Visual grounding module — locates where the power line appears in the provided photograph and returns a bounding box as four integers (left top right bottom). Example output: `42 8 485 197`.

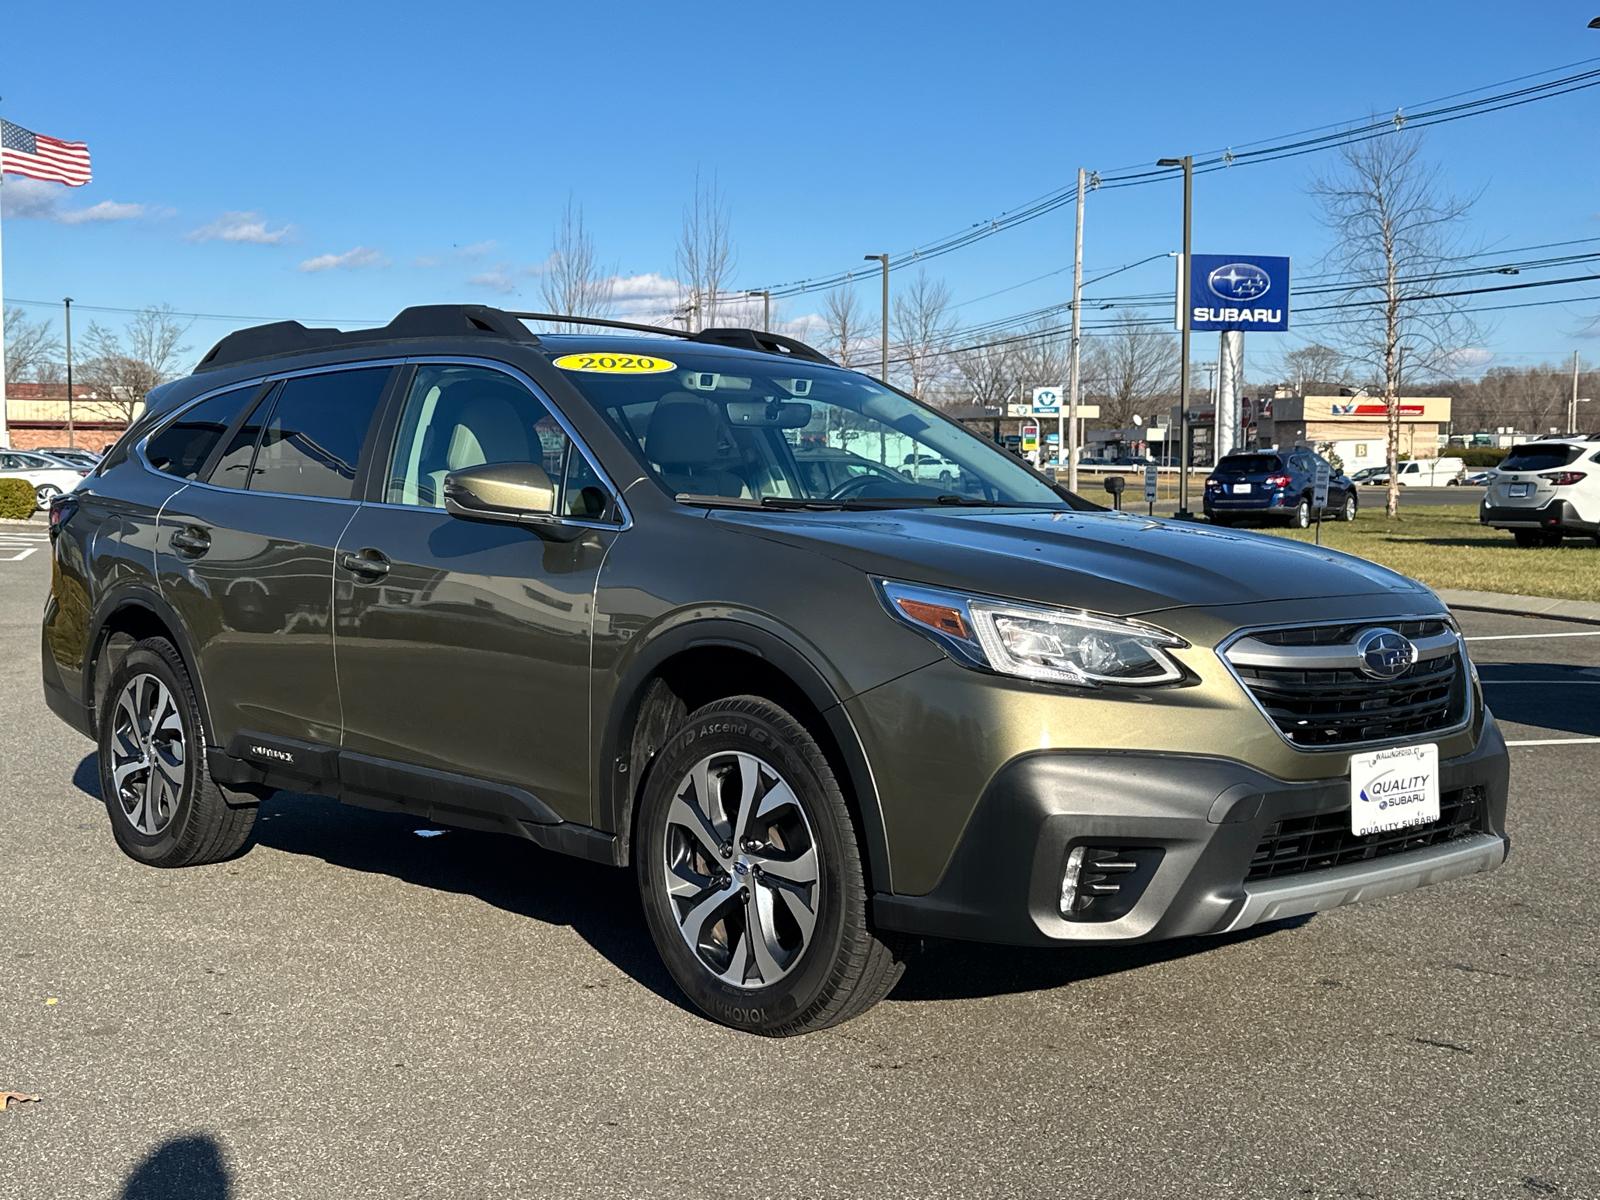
746 59 1600 300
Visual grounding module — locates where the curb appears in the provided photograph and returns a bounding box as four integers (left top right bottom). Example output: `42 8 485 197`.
1437 588 1600 627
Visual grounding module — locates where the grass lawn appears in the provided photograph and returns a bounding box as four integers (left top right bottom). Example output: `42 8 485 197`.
1243 504 1598 601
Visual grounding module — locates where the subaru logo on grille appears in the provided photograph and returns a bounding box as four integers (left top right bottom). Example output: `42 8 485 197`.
1207 262 1272 301
1356 628 1416 679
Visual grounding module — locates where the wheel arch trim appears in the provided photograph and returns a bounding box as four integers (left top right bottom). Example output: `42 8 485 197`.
597 615 893 892
84 586 212 743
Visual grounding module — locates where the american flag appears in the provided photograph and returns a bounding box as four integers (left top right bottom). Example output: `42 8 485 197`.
1 119 91 187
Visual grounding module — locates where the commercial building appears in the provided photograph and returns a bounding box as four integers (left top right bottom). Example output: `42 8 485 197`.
1269 394 1451 465
2 383 135 452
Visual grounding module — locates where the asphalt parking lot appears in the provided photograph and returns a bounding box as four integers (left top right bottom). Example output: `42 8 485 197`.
2 523 1597 1199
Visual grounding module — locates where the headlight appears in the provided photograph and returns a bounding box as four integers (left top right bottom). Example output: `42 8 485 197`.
876 580 1187 688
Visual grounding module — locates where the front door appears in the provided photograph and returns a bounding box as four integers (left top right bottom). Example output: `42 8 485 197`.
157 366 394 748
333 363 619 824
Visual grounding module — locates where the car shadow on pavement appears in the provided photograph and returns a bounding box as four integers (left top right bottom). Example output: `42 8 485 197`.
891 917 1312 1003
70 753 690 1013
120 1134 232 1199
1477 663 1600 737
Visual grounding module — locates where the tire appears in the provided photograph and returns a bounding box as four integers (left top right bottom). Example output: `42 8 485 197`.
1541 530 1565 548
1288 498 1311 529
636 696 910 1036
938 470 953 487
1337 492 1358 522
1512 530 1543 548
99 637 258 868
34 484 60 510
1207 512 1232 527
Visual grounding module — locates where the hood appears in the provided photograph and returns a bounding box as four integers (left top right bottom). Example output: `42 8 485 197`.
711 507 1433 616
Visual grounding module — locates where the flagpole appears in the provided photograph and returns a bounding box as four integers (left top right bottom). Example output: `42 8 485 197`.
0 95 10 450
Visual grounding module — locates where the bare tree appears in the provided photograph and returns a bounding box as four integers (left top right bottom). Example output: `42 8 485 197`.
1311 131 1478 516
675 170 736 330
4 306 63 381
1081 314 1180 429
951 340 1017 410
822 287 870 370
891 270 955 399
79 305 191 424
1281 343 1346 393
538 198 615 329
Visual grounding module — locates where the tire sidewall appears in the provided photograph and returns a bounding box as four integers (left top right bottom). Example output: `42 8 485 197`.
99 642 208 865
1292 499 1311 528
636 701 856 1034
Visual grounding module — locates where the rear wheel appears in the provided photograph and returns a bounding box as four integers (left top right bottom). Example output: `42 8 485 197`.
99 638 258 867
1541 530 1566 547
1512 530 1546 548
636 696 909 1035
1287 498 1311 529
33 484 60 510
1337 492 1358 522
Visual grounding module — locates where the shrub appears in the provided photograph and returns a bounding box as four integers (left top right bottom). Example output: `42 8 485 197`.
0 477 37 520
1460 447 1510 468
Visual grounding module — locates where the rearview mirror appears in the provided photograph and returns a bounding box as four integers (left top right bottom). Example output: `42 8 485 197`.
443 462 579 540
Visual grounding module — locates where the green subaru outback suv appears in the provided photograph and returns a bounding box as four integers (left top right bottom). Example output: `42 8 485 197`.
41 305 1510 1035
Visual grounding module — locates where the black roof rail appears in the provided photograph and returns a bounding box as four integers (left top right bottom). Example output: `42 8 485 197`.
511 311 837 365
688 328 836 365
193 305 539 373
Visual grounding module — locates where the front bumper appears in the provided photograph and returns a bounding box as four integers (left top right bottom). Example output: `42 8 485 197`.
1480 499 1597 535
872 715 1510 946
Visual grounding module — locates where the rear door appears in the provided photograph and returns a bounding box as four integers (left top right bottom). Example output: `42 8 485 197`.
156 365 396 749
332 362 621 824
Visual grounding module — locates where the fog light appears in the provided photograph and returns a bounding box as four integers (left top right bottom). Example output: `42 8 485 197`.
1059 846 1087 916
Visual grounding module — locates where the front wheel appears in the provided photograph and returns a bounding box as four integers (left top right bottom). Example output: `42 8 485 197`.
636 696 909 1035
1288 498 1311 529
99 638 258 867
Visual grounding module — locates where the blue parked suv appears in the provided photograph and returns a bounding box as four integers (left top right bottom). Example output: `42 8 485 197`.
1203 449 1357 528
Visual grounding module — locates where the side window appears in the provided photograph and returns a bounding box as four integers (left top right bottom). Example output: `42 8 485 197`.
144 386 259 479
209 387 274 490
386 364 607 516
249 368 392 500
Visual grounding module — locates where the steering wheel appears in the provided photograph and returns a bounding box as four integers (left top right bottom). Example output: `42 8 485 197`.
826 474 901 501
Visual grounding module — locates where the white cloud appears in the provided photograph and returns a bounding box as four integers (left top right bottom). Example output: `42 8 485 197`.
186 210 294 244
415 240 499 269
467 262 520 294
299 246 386 273
2 177 144 223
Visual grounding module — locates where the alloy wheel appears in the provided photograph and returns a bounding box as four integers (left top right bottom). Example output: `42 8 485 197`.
662 751 820 990
109 672 186 836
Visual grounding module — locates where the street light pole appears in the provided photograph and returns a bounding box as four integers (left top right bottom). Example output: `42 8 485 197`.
64 298 74 449
865 254 889 382
748 290 771 332
1158 156 1194 516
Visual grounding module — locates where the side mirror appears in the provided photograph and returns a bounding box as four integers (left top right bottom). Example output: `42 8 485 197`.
443 462 579 541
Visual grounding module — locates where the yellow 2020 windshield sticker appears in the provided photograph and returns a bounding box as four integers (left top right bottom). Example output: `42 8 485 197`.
552 352 677 374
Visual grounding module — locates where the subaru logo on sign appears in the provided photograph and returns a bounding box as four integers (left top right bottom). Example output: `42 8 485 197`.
1355 628 1417 680
1207 262 1272 301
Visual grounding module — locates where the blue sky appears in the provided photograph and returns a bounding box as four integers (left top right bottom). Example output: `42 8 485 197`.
4 0 1599 376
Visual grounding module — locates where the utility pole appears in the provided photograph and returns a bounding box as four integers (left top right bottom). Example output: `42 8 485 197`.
1572 351 1581 435
748 290 771 332
1157 156 1195 516
865 254 889 383
1066 167 1087 494
64 298 75 448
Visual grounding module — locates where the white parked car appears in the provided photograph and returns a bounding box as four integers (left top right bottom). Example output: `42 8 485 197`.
1366 456 1465 487
0 449 91 509
1479 436 1600 547
900 451 964 486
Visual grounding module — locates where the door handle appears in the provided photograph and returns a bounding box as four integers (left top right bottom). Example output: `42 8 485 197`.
339 548 391 579
169 526 211 558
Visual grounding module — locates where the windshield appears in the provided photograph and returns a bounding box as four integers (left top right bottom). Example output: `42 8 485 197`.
549 348 1066 508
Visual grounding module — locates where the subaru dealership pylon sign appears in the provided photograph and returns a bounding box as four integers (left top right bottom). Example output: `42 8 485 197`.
1186 254 1291 332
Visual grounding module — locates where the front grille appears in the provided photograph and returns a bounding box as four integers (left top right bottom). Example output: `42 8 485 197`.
1226 620 1465 747
1246 786 1486 882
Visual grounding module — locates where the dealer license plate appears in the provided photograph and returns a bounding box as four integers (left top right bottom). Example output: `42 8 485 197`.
1508 483 1530 497
1349 743 1440 836
1232 483 1251 494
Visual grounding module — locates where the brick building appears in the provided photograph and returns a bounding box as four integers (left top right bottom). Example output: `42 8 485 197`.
2 383 139 452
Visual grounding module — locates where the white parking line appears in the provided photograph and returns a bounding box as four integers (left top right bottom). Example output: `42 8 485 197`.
1466 631 1600 642
2 548 37 561
1506 737 1600 746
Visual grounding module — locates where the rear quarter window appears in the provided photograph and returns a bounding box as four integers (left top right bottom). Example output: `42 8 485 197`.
144 385 261 479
